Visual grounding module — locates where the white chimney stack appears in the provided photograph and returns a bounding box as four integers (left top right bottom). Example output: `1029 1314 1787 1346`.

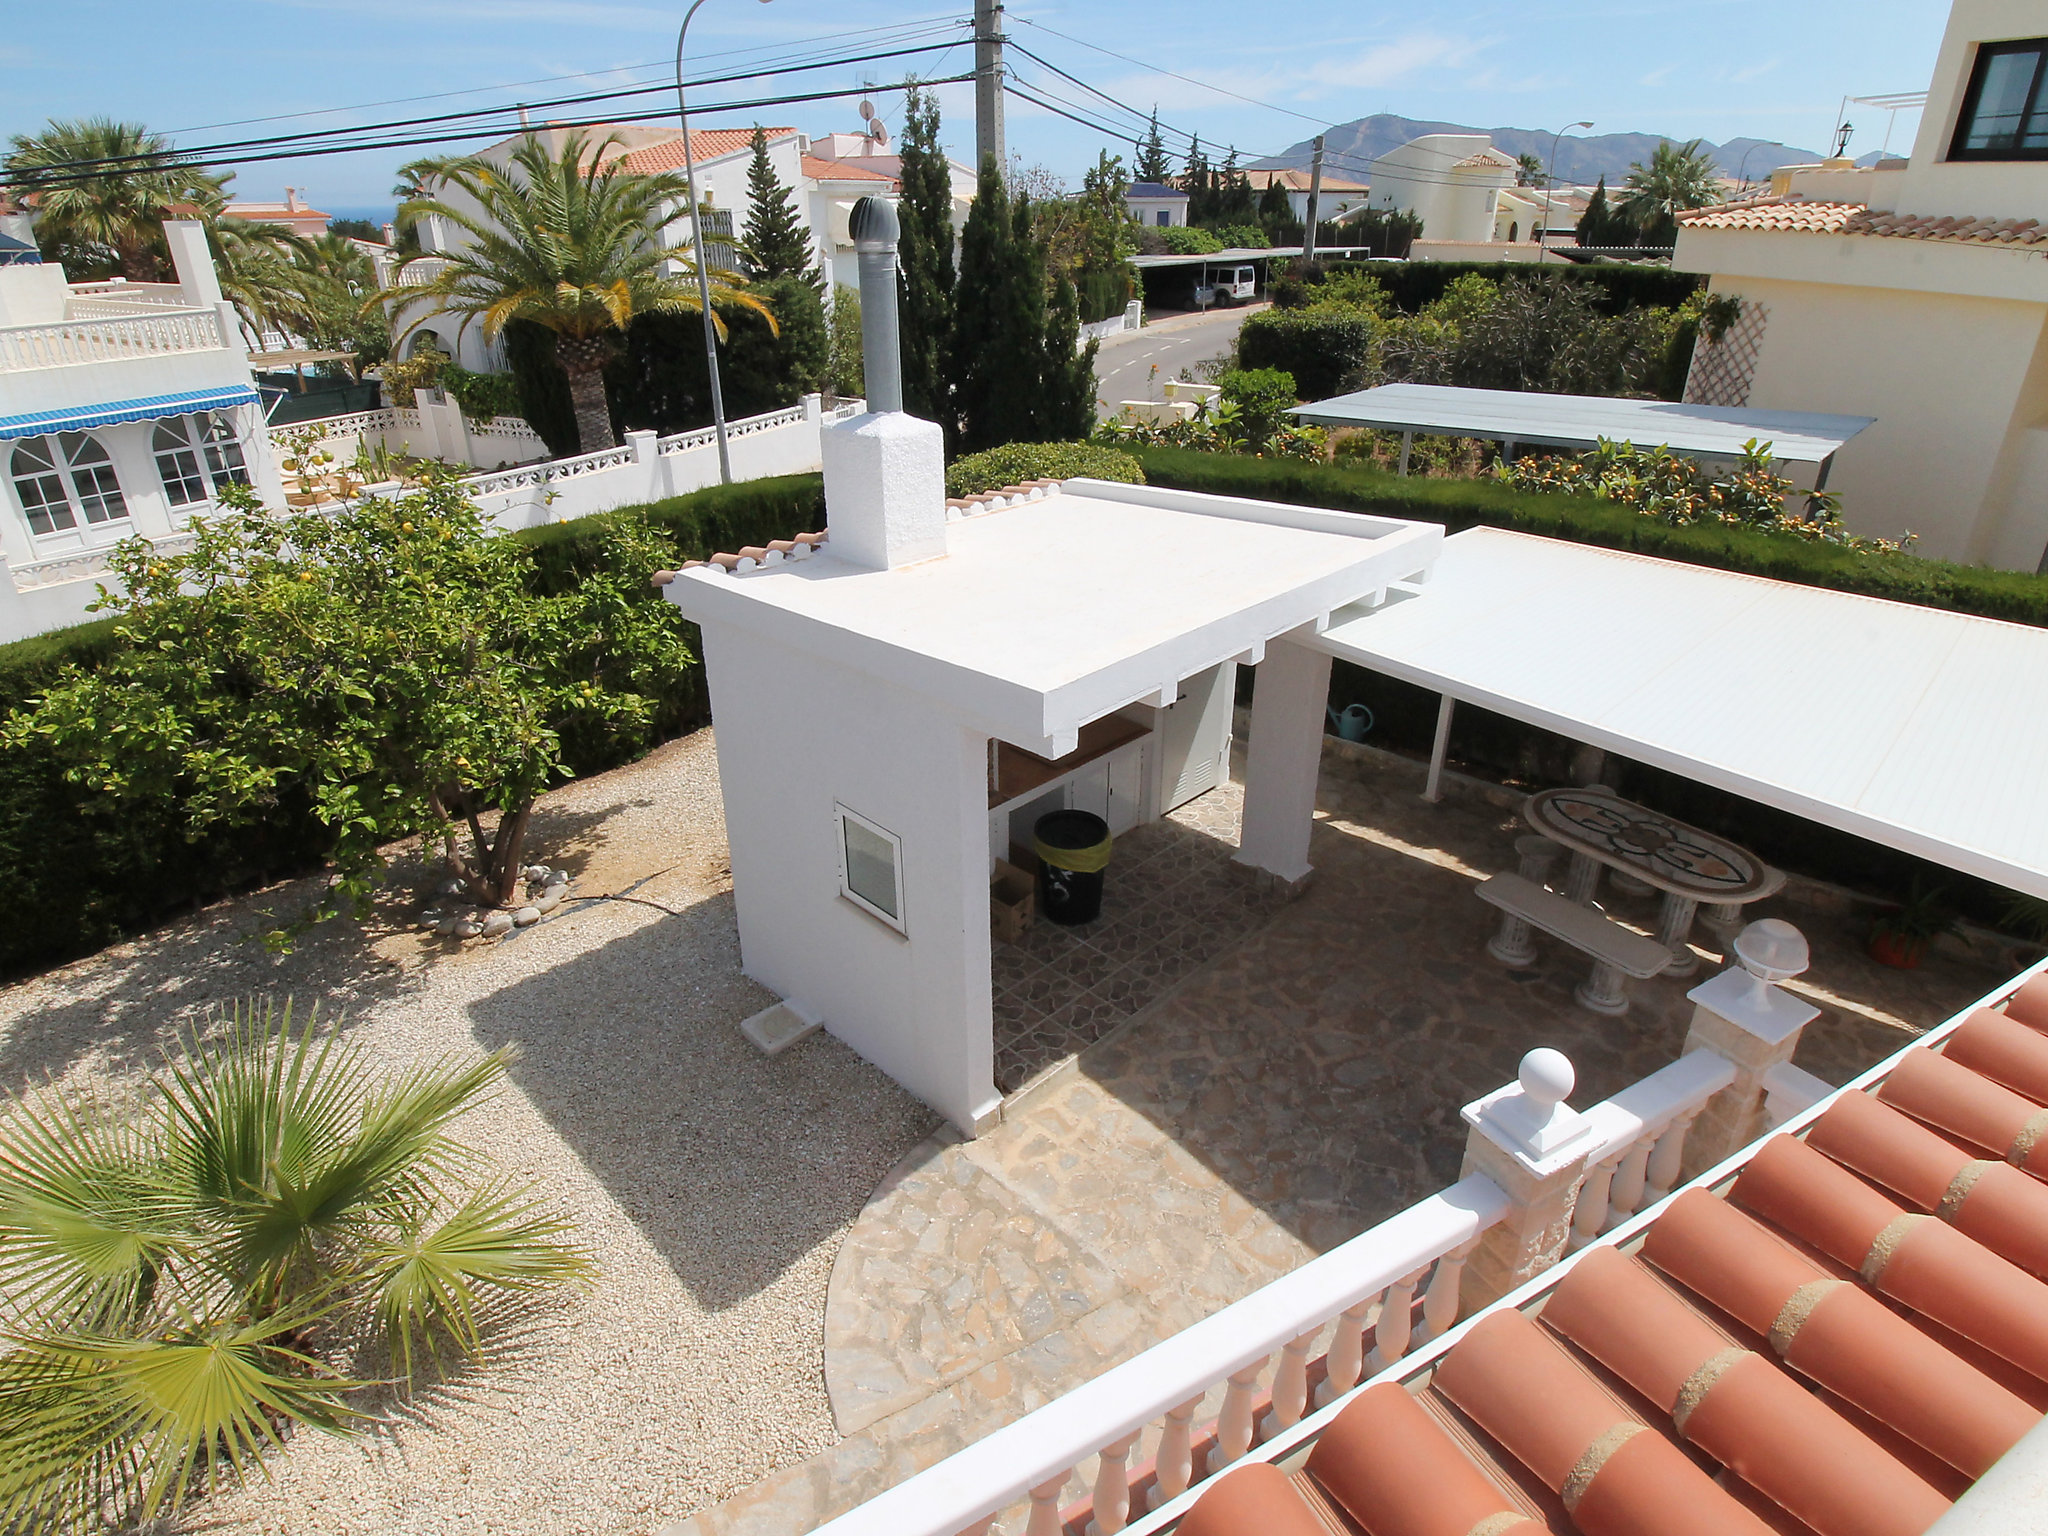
821 197 947 572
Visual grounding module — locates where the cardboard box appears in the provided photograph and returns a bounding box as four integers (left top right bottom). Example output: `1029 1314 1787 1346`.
990 858 1036 945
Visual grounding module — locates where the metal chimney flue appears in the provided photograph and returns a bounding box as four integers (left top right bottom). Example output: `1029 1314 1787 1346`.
822 196 946 571
849 196 903 413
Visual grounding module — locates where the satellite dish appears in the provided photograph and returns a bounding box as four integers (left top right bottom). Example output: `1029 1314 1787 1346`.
858 99 875 122
870 123 888 146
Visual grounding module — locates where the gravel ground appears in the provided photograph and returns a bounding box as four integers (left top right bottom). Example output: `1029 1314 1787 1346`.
0 729 937 1536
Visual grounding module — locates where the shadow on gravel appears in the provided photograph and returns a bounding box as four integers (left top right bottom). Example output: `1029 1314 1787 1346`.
467 891 937 1311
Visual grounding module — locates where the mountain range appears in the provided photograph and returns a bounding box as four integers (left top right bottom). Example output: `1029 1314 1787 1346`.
1249 114 1826 188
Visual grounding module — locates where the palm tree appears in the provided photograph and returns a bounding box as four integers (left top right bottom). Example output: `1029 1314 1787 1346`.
1515 151 1547 188
0 999 589 1530
390 131 773 455
1619 138 1723 244
4 118 223 280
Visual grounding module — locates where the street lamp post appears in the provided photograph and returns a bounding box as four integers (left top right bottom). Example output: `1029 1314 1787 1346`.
1539 121 1593 263
676 0 771 485
1736 140 1784 196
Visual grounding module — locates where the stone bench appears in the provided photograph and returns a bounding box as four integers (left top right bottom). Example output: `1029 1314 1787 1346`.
1477 872 1673 1016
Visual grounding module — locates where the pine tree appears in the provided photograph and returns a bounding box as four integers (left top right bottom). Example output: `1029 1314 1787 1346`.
896 85 956 432
950 156 1017 452
740 125 818 288
1216 148 1258 225
1135 110 1172 184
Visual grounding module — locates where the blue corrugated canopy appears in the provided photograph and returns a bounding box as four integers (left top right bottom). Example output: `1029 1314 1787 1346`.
0 232 41 265
0 384 261 440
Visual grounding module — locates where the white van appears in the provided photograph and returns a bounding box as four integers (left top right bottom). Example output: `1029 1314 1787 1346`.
1195 264 1258 307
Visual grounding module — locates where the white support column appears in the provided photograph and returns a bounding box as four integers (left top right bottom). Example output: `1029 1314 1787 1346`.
1234 631 1331 891
1423 693 1455 803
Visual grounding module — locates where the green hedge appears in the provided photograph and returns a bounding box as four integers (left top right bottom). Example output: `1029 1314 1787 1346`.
1236 309 1380 402
0 474 826 980
1366 261 1703 317
1130 447 2048 625
1142 446 2047 924
945 442 1144 498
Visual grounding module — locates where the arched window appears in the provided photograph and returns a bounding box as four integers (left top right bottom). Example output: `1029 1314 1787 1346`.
154 413 250 506
1507 220 1519 243
9 433 128 536
408 329 450 359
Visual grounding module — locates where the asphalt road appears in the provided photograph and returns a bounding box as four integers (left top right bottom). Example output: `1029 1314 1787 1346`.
1092 305 1263 420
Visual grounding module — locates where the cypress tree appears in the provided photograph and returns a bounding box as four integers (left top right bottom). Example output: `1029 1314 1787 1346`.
739 125 817 287
1135 109 1173 184
1042 272 1098 440
950 156 1014 453
896 84 957 432
1577 176 1612 247
1183 137 1213 222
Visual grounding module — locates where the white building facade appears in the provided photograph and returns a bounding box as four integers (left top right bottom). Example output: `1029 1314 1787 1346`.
1126 182 1192 228
1674 0 2048 567
1367 135 1519 246
0 222 285 641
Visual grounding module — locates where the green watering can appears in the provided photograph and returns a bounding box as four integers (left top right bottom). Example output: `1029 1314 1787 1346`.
1327 703 1374 742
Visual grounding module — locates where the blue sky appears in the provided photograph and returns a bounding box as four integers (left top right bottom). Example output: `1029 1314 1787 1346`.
5 0 1951 215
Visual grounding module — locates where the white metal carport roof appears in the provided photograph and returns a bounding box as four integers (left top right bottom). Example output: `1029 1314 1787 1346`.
1294 383 1875 475
1315 527 2048 899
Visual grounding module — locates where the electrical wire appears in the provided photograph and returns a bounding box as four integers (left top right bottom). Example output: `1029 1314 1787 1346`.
11 75 979 189
1008 15 1330 127
8 42 970 185
160 13 973 136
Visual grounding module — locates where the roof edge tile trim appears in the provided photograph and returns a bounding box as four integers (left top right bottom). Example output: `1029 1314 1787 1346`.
1678 195 2048 247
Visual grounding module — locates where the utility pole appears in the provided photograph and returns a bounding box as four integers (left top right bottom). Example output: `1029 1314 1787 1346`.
974 0 1006 175
1301 136 1325 263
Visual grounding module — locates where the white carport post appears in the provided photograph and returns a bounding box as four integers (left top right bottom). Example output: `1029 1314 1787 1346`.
1424 694 1455 803
1235 629 1332 888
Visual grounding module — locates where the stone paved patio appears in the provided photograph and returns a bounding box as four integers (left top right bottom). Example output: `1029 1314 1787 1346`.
664 743 2017 1536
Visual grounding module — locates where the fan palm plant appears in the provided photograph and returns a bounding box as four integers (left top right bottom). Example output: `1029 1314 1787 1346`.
0 999 590 1530
389 131 775 455
1619 138 1724 244
4 118 225 280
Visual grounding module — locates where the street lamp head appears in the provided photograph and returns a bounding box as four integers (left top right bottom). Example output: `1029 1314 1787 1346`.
1572 121 1594 131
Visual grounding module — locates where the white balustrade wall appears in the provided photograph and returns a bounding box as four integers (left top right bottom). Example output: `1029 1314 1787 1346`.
2 395 853 642
0 307 230 370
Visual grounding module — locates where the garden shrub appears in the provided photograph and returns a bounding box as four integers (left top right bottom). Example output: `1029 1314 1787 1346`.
945 441 1145 497
1237 307 1379 401
1218 368 1299 448
0 474 827 978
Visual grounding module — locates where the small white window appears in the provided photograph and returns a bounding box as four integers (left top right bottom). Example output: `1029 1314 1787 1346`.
835 804 904 933
154 413 249 507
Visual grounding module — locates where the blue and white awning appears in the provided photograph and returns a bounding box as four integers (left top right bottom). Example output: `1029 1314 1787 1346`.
0 384 262 441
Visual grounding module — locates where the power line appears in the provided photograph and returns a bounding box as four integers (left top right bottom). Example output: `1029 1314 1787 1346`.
160 14 972 136
9 42 969 186
1008 16 1330 128
11 76 979 190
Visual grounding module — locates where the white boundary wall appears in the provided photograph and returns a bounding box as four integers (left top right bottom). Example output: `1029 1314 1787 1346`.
0 394 853 644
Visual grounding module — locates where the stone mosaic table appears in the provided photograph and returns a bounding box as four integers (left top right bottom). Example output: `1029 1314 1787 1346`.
1525 786 1779 976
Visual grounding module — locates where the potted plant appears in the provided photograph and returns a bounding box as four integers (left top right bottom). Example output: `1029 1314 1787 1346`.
1869 879 1955 969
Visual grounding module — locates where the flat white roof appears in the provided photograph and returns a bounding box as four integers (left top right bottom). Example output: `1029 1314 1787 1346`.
669 480 1439 753
1318 528 2048 899
1294 383 1876 466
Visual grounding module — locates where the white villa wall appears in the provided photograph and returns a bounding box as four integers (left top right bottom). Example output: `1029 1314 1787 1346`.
1369 135 1513 246
1891 0 2048 222
700 618 1000 1135
1703 271 2048 561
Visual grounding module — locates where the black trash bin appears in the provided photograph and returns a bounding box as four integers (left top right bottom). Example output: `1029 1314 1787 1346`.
1034 810 1113 926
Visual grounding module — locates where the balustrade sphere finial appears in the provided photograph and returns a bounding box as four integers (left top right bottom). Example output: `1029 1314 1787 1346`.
1518 1047 1576 1110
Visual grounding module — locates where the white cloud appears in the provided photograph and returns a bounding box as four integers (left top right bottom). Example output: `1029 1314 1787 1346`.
1730 57 1782 84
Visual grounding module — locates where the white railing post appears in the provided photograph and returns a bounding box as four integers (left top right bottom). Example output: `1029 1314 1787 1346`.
1642 1108 1702 1206
1364 1267 1424 1372
1572 1152 1623 1250
1602 1135 1655 1230
1414 1238 1478 1346
1315 1297 1374 1407
1155 1395 1202 1503
1025 1475 1067 1536
1207 1360 1265 1476
1457 1049 1596 1311
1088 1432 1141 1536
1678 929 1823 1181
1268 1327 1318 1433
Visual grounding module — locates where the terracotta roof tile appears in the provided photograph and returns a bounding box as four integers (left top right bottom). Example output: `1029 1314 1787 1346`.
803 154 896 185
1678 195 2048 247
1171 965 2048 1536
614 128 797 175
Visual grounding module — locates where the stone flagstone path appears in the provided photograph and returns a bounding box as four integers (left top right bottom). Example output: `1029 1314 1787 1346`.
662 747 2009 1536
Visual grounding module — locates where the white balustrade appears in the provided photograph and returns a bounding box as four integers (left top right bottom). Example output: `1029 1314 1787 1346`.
0 308 227 370
66 281 192 309
1570 1050 1736 1248
1088 1432 1141 1536
807 1175 1509 1536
